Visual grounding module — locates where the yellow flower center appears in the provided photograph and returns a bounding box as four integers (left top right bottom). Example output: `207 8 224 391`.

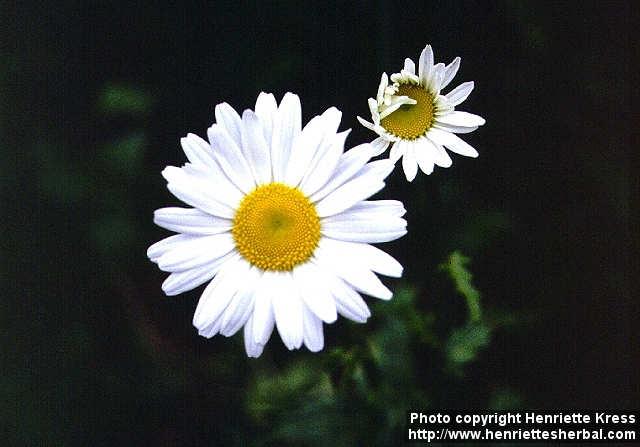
232 183 321 271
380 83 435 140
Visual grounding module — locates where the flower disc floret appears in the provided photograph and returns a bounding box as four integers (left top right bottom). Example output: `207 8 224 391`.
232 182 321 271
380 84 435 140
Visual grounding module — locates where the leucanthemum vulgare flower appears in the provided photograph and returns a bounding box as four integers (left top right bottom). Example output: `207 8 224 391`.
358 44 485 181
147 92 407 357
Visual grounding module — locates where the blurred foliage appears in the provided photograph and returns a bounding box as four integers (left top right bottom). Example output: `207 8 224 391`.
98 84 153 116
244 257 509 445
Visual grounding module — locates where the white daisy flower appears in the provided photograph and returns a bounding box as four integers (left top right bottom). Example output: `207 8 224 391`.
147 92 407 357
358 44 486 181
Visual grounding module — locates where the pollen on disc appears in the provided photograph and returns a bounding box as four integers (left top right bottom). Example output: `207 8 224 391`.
232 183 321 271
380 83 435 140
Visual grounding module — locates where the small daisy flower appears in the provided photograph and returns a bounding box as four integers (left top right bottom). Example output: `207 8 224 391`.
358 44 486 181
147 92 407 357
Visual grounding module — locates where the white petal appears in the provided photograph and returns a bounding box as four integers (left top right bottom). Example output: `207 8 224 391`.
402 144 419 181
436 111 485 127
214 102 243 147
292 261 338 323
418 44 434 86
147 234 194 263
180 133 216 168
302 306 324 352
428 128 479 158
315 160 393 217
285 114 326 186
389 141 405 163
244 313 266 358
445 81 474 106
357 116 377 131
340 199 406 218
192 256 249 329
271 272 304 350
318 238 403 278
252 272 276 344
153 207 232 235
309 143 375 202
370 136 390 156
162 166 236 218
219 267 260 337
321 215 407 243
271 92 301 182
327 277 371 323
433 122 479 134
157 232 235 272
413 139 435 175
299 129 349 196
180 163 244 209
424 136 453 168
441 57 461 90
207 124 255 193
160 253 231 296
254 92 278 144
316 241 393 300
376 72 388 104
241 110 271 185
428 63 445 93
403 58 416 75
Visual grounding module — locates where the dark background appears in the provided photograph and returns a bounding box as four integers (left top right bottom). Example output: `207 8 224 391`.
2 1 638 445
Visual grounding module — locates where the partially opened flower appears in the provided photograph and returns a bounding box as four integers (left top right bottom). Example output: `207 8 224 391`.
147 92 407 357
358 44 485 181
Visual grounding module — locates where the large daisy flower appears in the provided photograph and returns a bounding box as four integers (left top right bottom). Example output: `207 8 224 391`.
358 44 486 181
147 92 407 357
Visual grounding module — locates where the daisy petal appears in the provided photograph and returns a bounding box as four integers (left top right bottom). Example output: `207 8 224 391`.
315 160 393 217
252 272 276 345
404 58 416 75
254 92 278 143
402 144 419 181
370 137 390 156
271 92 302 182
414 139 435 175
428 128 479 158
302 306 324 352
328 277 371 323
441 57 461 90
156 233 235 272
244 314 266 358
436 111 486 127
285 114 326 186
272 272 304 350
192 256 250 329
214 102 243 147
293 261 338 323
160 254 232 296
424 136 452 167
419 44 434 86
299 129 349 196
445 81 475 106
207 124 255 193
241 110 272 184
319 238 403 278
162 166 236 218
309 143 375 202
180 133 216 168
153 207 232 235
341 199 406 218
316 240 393 300
219 267 260 336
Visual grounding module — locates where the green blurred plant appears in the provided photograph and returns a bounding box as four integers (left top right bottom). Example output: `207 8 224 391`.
244 251 513 446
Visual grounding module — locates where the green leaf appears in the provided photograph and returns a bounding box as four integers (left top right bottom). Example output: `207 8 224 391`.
440 251 482 322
